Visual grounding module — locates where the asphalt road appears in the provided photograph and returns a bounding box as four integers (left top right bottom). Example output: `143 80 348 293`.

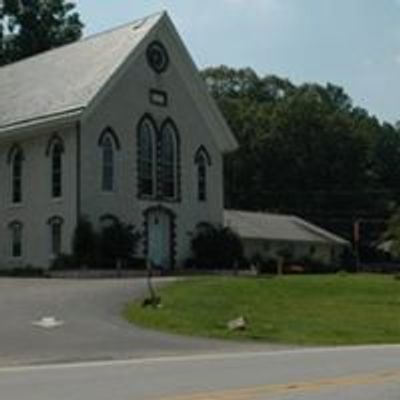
0 278 283 366
0 345 399 399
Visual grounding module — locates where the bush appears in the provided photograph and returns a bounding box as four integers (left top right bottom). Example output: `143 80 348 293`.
289 256 337 274
100 221 141 269
190 223 243 269
72 217 99 268
67 216 142 270
51 253 78 270
0 265 46 278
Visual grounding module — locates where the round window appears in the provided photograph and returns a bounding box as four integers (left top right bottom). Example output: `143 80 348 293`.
147 41 169 74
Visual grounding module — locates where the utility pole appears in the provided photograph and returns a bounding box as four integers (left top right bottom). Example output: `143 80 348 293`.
353 219 361 272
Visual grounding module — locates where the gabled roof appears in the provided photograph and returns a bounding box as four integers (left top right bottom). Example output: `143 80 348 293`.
0 12 163 132
0 12 238 152
224 210 350 246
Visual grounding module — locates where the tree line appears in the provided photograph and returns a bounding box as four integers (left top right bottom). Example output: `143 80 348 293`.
202 66 400 247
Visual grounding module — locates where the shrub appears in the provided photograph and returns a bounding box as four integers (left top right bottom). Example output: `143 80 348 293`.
100 221 141 268
72 217 99 268
0 266 45 278
68 216 142 270
190 223 243 269
51 253 78 270
290 256 337 274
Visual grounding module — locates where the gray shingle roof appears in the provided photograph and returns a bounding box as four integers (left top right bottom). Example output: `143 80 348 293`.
0 12 163 131
224 210 349 245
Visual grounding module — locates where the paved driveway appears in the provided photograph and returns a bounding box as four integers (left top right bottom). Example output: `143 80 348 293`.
0 278 282 366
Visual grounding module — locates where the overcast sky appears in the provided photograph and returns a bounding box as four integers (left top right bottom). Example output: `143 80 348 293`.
76 1 400 124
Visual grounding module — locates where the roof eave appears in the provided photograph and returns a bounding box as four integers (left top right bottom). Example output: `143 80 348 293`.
162 14 239 154
238 235 337 245
0 108 84 140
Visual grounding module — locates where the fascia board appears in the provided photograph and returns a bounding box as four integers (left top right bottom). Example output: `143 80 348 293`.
161 15 238 154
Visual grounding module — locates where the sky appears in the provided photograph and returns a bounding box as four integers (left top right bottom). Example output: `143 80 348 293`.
76 0 400 124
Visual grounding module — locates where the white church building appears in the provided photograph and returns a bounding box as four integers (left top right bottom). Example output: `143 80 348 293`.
0 12 238 269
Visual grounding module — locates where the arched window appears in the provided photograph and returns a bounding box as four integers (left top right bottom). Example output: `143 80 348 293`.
195 146 211 202
160 120 178 198
102 137 114 191
197 155 207 201
46 134 64 198
138 117 156 197
9 221 23 258
48 216 63 256
99 128 120 192
9 147 24 204
51 142 63 198
46 135 65 198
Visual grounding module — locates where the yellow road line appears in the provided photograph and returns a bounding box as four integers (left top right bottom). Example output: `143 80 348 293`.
152 369 400 400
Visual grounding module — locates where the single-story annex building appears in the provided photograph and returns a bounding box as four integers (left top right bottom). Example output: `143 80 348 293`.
0 11 237 269
224 210 350 266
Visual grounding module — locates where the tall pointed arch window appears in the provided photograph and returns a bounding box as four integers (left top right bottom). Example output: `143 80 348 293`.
98 128 120 192
48 216 64 257
52 142 63 198
46 135 65 198
195 146 212 202
197 156 207 201
102 137 114 191
9 221 23 258
138 117 156 197
160 120 179 199
8 146 24 204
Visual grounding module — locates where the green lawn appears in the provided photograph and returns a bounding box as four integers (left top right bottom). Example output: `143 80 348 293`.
124 275 400 345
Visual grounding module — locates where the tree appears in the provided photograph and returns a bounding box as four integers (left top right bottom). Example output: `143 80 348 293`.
0 0 83 65
72 217 97 269
372 123 400 198
203 65 396 247
100 220 141 269
383 208 400 259
190 223 243 269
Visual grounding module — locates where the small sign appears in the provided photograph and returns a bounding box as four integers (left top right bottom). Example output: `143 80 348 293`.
150 89 168 107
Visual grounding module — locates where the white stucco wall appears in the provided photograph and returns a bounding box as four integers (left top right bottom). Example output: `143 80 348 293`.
0 125 78 268
242 238 343 266
79 24 224 267
0 21 228 270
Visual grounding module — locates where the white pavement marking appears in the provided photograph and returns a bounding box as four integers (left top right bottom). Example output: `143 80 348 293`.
0 344 400 374
32 317 65 329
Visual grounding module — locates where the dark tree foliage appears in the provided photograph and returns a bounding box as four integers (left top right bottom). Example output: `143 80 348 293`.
202 66 400 246
383 208 400 259
0 0 83 65
190 223 243 269
71 217 141 269
72 217 97 268
101 220 141 268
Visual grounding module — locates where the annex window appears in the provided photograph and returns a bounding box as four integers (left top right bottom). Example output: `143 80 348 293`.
138 117 156 197
195 146 211 202
9 221 23 258
9 147 24 204
98 128 120 192
48 217 63 256
160 120 178 199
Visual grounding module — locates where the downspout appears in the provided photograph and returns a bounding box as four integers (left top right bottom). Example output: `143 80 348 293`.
76 120 82 222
